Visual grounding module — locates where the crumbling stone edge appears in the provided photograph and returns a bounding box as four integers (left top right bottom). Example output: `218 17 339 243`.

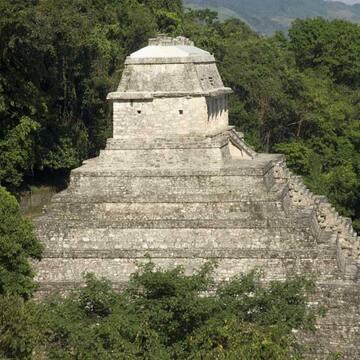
272 159 360 282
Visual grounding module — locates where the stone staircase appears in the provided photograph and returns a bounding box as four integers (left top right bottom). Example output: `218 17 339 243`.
34 129 360 358
35 162 341 286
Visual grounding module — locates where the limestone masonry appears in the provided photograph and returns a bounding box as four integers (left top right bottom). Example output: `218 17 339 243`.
35 36 359 358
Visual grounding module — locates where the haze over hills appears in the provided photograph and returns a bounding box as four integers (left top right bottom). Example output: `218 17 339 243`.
329 0 360 4
184 0 360 34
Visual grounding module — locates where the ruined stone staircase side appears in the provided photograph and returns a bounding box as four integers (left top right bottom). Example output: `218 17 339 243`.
228 128 257 159
269 158 360 358
272 158 360 282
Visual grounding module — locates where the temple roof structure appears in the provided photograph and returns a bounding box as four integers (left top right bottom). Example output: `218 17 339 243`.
108 36 231 101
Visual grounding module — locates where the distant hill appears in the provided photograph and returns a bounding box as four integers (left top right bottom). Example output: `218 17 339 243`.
328 0 360 4
184 0 360 34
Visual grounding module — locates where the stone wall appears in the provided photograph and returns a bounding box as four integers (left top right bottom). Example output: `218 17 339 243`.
113 95 229 138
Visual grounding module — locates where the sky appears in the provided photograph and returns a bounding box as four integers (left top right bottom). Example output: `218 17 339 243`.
327 0 360 4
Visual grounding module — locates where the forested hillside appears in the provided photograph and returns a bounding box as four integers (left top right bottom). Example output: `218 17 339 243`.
185 0 360 34
0 0 359 233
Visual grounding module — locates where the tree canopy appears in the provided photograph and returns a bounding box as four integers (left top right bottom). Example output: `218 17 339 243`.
0 186 43 298
0 263 316 359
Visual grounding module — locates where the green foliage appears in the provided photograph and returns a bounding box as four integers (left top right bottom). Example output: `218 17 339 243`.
0 186 43 298
0 117 40 189
0 0 159 190
140 0 183 14
275 142 314 176
0 295 40 360
139 0 183 32
290 18 360 86
221 35 303 151
36 264 315 359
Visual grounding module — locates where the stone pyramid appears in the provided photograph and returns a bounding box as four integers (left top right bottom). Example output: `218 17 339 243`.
35 36 359 358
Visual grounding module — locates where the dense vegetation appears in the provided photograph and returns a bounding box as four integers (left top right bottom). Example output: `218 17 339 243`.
1 0 358 230
0 186 42 298
185 0 360 35
0 262 316 359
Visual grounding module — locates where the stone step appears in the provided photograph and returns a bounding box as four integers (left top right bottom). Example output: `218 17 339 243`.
311 282 360 323
35 257 343 286
67 173 272 198
98 147 230 169
75 155 276 177
36 212 314 231
36 227 316 254
51 186 287 204
105 133 229 150
42 248 336 260
315 305 360 327
45 201 287 222
302 325 360 359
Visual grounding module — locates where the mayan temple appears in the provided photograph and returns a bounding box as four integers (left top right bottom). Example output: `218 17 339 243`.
35 36 359 358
